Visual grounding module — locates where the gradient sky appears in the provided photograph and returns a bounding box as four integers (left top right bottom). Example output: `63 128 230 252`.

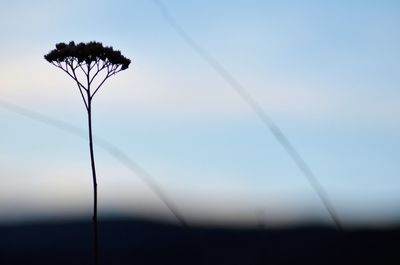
1 0 399 226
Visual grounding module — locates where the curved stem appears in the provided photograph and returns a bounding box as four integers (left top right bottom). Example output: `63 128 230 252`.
87 98 99 265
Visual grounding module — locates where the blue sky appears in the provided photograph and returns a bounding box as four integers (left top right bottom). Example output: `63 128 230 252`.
0 0 399 226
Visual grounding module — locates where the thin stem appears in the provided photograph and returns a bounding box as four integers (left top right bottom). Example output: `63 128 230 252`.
91 73 110 100
89 62 107 85
90 64 125 100
79 62 88 76
64 61 88 90
52 61 88 109
87 92 99 265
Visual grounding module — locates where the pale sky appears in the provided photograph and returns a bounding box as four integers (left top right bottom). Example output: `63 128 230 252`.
0 0 399 226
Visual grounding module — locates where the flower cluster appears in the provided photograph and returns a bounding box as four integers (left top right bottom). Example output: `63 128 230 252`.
44 41 131 70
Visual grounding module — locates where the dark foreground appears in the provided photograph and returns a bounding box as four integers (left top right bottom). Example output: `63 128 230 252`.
0 218 398 265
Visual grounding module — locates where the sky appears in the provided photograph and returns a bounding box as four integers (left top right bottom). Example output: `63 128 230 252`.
0 0 399 227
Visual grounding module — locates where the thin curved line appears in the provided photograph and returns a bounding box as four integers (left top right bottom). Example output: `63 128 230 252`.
152 0 342 230
0 99 187 227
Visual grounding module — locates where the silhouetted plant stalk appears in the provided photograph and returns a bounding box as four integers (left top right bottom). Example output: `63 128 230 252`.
44 41 131 265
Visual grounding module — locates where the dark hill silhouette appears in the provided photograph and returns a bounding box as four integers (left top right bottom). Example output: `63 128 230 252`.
0 217 398 265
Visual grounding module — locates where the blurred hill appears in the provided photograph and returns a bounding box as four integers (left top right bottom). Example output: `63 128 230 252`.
0 217 398 265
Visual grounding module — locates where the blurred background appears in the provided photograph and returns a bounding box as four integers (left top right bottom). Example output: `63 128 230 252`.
1 0 400 229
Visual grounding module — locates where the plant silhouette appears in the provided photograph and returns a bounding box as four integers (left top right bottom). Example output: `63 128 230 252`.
44 41 131 265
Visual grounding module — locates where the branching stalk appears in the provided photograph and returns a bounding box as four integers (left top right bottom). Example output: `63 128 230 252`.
44 41 131 265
